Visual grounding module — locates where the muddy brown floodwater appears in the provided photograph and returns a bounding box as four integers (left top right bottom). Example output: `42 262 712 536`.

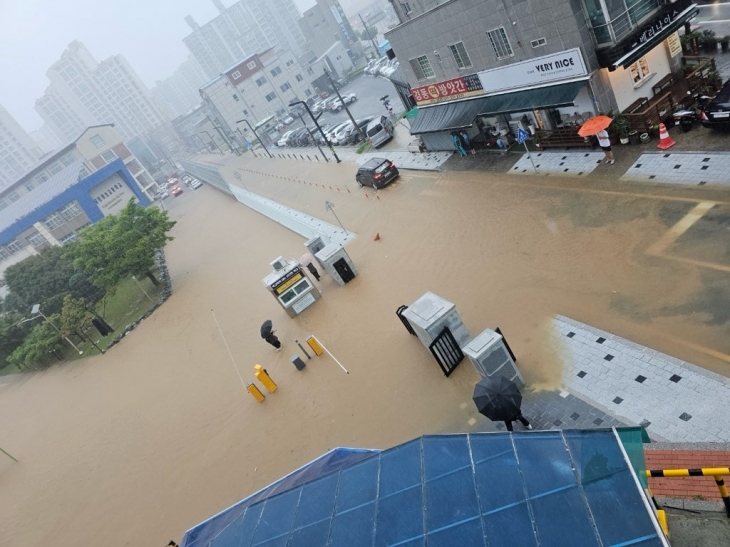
1 158 729 547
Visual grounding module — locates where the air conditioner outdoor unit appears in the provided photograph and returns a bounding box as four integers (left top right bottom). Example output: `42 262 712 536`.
270 256 288 272
463 329 524 387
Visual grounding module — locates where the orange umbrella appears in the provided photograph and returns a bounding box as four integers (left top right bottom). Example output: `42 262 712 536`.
577 115 613 136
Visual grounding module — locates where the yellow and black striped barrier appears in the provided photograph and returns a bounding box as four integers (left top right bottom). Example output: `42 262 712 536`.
646 467 730 517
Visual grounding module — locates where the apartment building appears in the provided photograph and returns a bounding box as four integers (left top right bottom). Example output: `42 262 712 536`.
35 41 167 142
0 104 42 191
299 0 361 61
151 55 210 119
183 0 305 81
385 0 697 149
200 49 315 140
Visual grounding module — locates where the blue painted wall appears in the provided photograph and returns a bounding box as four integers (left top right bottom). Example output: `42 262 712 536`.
0 159 150 246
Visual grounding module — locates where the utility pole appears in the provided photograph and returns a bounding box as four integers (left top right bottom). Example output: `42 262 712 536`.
290 101 340 163
236 119 273 158
298 113 328 162
323 68 366 143
359 14 379 54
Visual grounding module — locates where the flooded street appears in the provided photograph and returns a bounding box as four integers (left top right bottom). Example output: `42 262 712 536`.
1 159 730 546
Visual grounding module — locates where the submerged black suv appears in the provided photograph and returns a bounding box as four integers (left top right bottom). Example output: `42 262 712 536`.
701 78 730 129
355 158 399 189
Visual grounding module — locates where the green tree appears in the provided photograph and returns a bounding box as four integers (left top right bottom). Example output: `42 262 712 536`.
59 295 88 339
3 245 77 315
0 313 31 367
69 199 176 288
7 314 63 370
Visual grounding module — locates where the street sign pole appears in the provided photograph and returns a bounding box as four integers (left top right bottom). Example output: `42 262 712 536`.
517 128 537 173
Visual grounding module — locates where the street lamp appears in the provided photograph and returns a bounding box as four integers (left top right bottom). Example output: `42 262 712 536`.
200 131 222 154
325 200 347 233
236 119 273 158
290 100 341 163
323 67 366 144
236 128 257 157
30 304 83 355
297 112 328 162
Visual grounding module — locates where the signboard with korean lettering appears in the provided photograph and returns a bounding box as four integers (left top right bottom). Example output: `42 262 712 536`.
88 175 137 216
477 48 587 94
667 31 682 58
411 74 485 106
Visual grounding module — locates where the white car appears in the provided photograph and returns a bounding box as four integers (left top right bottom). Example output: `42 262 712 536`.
280 115 294 125
278 130 296 147
327 122 350 143
190 179 203 189
333 121 354 145
341 92 357 104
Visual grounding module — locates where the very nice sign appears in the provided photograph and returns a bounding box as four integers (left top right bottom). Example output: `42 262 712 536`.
478 48 587 94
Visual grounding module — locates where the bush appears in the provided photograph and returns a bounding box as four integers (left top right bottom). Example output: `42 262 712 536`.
356 141 371 154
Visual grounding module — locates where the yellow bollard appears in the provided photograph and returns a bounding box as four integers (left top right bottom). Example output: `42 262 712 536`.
306 335 324 356
255 364 278 393
246 383 265 402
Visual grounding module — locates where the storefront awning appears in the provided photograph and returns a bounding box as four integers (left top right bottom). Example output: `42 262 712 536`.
409 80 586 135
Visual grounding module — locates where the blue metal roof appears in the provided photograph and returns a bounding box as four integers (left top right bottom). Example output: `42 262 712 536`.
181 430 666 547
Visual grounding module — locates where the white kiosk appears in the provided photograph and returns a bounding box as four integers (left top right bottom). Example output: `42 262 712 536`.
263 257 321 318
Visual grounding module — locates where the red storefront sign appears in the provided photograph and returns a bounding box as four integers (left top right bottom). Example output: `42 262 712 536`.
411 74 484 105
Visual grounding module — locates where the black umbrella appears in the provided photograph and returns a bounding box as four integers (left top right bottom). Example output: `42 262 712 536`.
473 376 522 422
260 320 273 339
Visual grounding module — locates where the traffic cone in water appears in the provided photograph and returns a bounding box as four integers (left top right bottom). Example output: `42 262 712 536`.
373 233 380 241
656 123 675 150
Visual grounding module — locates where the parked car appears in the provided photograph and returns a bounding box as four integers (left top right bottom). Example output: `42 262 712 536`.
380 61 400 77
315 124 333 144
311 100 326 114
701 78 730 129
334 77 347 89
171 186 184 197
156 189 170 200
341 92 357 104
286 128 308 146
278 130 296 147
295 127 314 147
280 114 294 125
343 116 375 145
325 96 342 112
190 179 203 189
355 158 399 189
333 121 354 145
366 115 395 148
326 122 350 144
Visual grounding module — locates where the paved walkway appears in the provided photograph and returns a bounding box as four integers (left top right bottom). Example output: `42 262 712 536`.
555 315 730 443
622 152 730 186
509 151 606 177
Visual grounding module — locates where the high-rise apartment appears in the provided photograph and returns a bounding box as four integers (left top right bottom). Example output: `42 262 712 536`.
183 0 305 80
0 104 42 190
35 41 167 143
151 55 209 119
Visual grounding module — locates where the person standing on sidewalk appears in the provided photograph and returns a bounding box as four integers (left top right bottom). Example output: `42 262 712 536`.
451 132 467 157
597 129 614 165
264 330 282 352
504 412 533 432
460 129 476 155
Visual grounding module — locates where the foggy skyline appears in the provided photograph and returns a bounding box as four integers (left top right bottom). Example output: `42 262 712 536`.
0 0 315 132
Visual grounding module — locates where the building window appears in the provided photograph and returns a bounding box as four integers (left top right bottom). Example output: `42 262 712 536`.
531 37 547 48
59 233 78 244
487 27 514 59
60 154 76 166
243 109 249 115
27 231 49 249
231 70 242 79
90 134 106 148
7 191 19 202
6 240 22 254
629 56 651 86
286 59 294 67
296 74 303 82
34 173 49 185
45 212 65 230
255 77 266 87
265 92 277 102
48 164 63 175
60 202 82 221
305 89 312 97
78 166 90 179
102 150 117 163
307 67 314 75
233 93 239 101
25 182 36 192
246 61 256 69
401 2 412 14
280 83 291 92
448 42 472 69
270 67 282 77
409 55 434 81
0 247 8 260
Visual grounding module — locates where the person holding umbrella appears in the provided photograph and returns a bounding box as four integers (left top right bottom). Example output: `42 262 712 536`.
260 320 282 352
473 375 533 432
578 114 614 165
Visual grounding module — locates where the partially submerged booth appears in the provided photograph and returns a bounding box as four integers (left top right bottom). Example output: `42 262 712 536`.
262 256 321 318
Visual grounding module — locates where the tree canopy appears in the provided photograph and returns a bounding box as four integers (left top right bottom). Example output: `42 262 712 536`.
3 244 77 315
68 199 176 288
7 313 62 370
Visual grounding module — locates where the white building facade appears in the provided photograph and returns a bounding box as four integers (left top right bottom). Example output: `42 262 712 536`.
0 104 42 191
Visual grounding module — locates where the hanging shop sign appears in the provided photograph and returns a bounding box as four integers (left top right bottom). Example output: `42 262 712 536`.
477 48 587 95
411 74 485 106
667 32 682 58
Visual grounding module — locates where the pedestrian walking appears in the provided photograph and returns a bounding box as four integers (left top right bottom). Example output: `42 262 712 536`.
460 130 476 155
306 262 321 281
504 412 533 432
260 320 282 352
451 132 467 157
596 129 614 165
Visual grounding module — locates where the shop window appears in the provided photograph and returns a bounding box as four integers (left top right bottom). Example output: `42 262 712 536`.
409 55 434 81
487 27 513 59
278 278 312 305
448 42 472 69
629 56 651 86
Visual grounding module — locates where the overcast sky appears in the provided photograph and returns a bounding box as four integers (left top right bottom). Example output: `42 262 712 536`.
0 0 314 132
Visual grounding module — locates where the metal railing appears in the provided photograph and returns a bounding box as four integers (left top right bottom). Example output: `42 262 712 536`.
588 0 660 46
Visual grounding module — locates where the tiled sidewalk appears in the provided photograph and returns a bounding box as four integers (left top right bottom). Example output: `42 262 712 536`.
267 146 452 172
555 316 730 443
509 151 606 176
621 152 730 186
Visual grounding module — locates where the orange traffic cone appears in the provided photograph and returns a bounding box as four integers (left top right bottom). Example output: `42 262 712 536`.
656 123 675 150
373 233 380 241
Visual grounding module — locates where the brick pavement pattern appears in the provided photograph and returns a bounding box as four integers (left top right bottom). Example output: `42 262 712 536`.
555 316 730 443
646 449 730 501
509 151 606 176
622 152 730 186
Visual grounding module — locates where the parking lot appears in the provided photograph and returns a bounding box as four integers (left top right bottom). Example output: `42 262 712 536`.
272 74 402 148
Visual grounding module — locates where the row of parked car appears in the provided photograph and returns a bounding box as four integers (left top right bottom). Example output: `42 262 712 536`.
365 57 399 78
277 115 375 148
311 92 357 115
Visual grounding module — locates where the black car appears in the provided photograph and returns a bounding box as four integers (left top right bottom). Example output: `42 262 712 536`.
701 78 730 129
344 116 375 145
355 158 399 189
